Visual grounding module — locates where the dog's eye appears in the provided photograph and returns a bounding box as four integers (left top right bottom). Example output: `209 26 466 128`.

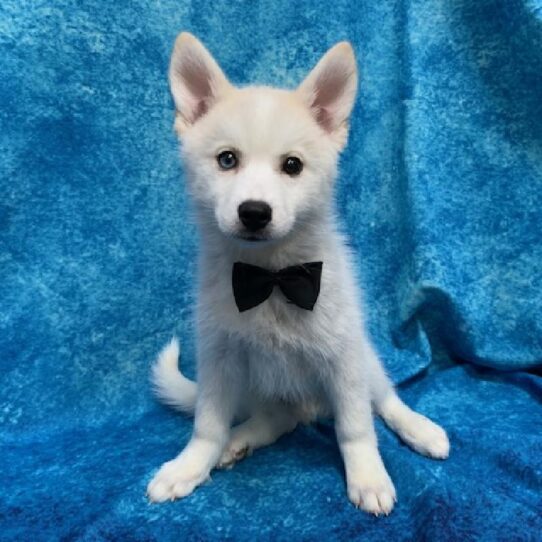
282 156 303 176
217 150 238 170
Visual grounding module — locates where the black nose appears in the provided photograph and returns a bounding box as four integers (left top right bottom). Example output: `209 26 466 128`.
238 200 272 232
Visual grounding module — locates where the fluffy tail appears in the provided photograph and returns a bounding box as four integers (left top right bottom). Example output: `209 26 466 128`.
151 337 197 414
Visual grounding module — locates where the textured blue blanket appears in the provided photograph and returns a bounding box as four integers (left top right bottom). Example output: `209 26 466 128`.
1 0 541 540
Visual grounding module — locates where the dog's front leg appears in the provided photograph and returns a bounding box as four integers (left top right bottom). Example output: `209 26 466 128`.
328 339 397 516
147 332 241 502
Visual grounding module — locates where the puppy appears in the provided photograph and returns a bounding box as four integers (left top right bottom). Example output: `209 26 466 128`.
147 33 449 515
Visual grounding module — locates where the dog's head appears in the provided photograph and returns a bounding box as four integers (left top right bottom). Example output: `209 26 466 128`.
170 33 357 244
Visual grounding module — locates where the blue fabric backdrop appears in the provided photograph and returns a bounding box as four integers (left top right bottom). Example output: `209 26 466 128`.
1 0 541 540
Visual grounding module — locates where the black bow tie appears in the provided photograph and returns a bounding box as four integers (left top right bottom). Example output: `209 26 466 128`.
232 261 323 312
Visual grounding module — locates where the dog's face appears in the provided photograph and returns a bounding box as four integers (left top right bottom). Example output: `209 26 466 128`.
169 33 357 244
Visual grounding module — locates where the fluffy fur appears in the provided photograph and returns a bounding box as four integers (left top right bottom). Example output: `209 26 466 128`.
147 32 449 515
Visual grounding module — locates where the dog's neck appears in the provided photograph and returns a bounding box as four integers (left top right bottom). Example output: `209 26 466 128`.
196 208 337 271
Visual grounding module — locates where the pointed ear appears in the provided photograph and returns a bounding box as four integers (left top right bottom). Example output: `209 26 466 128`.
296 42 358 145
169 32 232 133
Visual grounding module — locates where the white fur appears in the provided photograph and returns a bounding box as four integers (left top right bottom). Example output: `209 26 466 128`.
151 338 196 413
147 33 450 515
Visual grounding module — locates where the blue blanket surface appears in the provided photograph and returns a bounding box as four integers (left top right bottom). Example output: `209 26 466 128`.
1 0 541 540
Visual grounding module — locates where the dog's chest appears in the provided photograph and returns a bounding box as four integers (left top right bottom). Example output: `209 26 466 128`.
201 258 351 354
244 339 326 403
227 292 326 348
203 273 336 401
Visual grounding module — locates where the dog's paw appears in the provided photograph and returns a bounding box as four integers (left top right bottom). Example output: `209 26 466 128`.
147 457 209 503
347 468 397 516
399 413 450 459
216 442 251 469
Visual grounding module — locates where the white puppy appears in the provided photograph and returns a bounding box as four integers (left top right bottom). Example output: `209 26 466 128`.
147 33 449 515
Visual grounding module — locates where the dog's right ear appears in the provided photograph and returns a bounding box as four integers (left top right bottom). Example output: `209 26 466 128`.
169 33 232 134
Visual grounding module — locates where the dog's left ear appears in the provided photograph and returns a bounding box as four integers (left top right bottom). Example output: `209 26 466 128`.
296 42 358 148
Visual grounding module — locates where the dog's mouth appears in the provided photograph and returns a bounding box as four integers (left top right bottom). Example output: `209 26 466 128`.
234 232 269 243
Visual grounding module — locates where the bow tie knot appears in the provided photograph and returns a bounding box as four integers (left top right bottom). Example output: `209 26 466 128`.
232 261 323 312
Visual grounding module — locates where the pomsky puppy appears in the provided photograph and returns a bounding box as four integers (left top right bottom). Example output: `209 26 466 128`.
147 32 449 515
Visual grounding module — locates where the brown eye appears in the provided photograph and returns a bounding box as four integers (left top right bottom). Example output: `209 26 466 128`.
217 150 238 170
282 156 303 176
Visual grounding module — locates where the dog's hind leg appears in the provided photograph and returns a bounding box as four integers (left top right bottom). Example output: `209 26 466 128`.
376 392 450 459
216 405 298 469
364 343 450 460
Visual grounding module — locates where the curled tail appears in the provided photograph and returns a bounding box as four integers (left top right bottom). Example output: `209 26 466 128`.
151 337 197 414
